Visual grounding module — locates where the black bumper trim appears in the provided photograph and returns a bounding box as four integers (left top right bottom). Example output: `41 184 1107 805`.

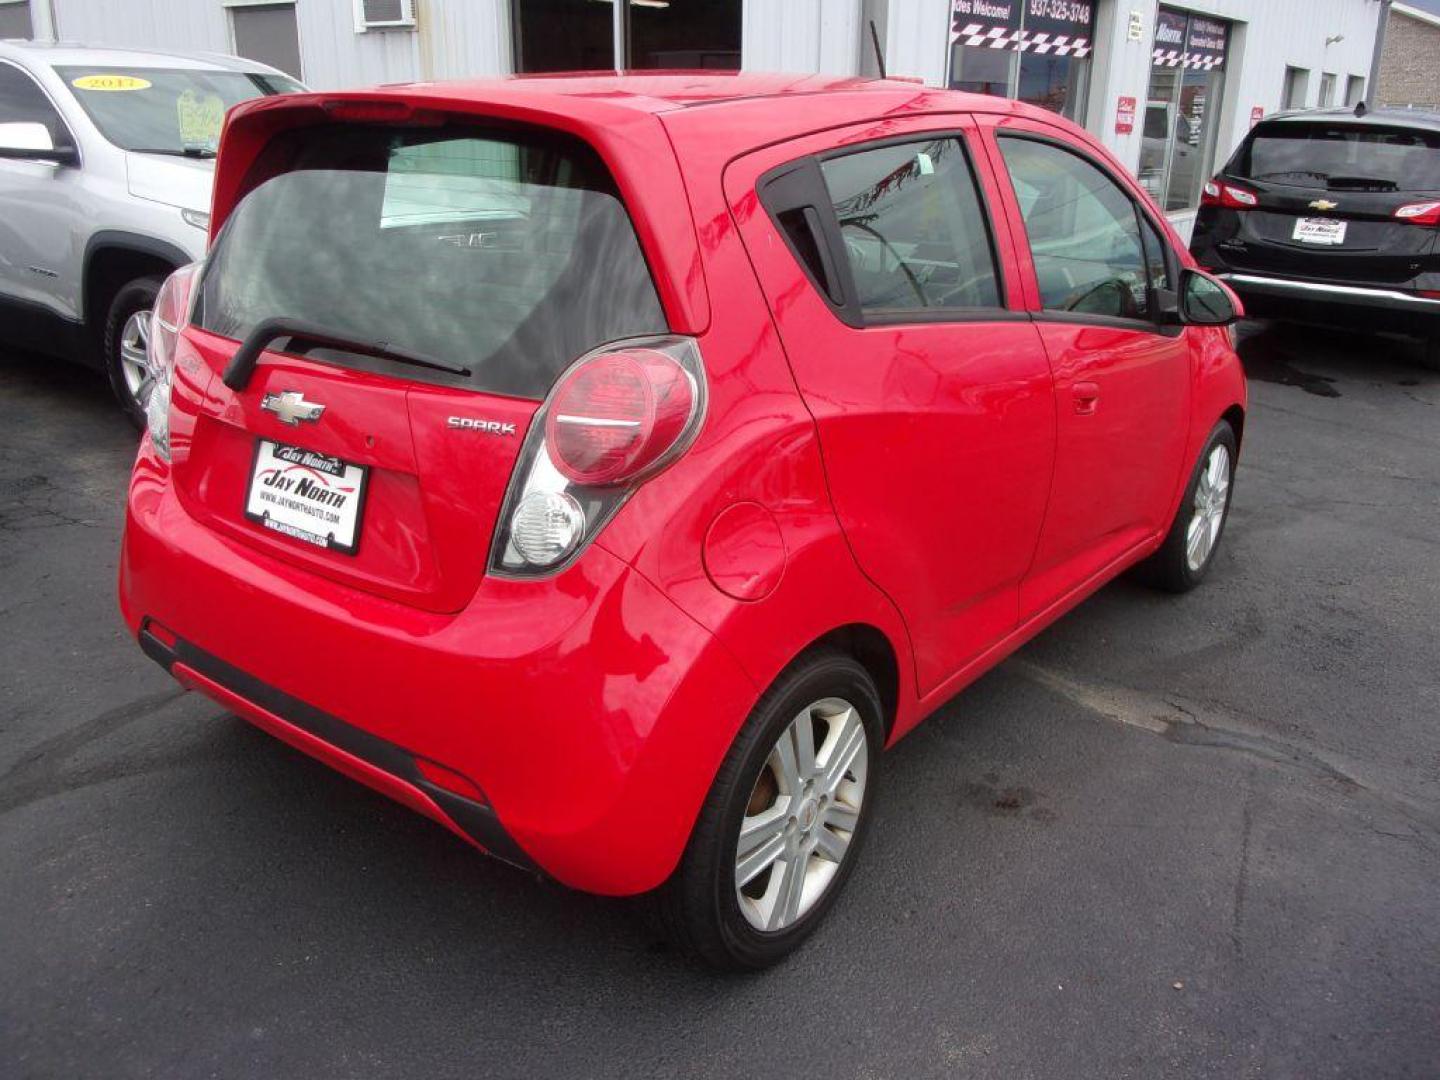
140 623 540 874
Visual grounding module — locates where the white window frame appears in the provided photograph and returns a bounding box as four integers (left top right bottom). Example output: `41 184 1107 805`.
353 0 417 33
223 0 304 81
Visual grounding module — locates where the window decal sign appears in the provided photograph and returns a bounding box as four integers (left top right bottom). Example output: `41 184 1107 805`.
951 0 1093 57
1185 15 1229 71
1152 8 1229 70
951 0 1021 47
71 74 152 92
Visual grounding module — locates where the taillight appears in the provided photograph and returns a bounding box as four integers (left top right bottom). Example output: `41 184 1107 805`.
1201 180 1259 210
490 336 706 576
1395 201 1440 226
546 349 695 485
145 262 200 460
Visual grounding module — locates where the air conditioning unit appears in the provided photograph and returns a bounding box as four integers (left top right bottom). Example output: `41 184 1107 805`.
354 0 416 32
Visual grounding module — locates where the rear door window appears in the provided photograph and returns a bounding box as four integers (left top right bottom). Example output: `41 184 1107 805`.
196 123 666 400
818 137 1002 316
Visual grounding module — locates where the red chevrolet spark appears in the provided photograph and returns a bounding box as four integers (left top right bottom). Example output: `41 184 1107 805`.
120 73 1246 968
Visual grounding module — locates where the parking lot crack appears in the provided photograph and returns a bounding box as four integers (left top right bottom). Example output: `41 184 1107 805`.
1009 659 1440 844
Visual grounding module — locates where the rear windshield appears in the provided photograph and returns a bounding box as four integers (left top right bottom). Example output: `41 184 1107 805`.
1235 122 1440 192
196 123 666 399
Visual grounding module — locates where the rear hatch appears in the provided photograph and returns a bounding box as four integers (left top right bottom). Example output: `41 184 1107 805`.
175 117 667 612
1216 119 1440 284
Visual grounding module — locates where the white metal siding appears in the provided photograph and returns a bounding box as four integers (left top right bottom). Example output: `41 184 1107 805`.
742 0 861 76
47 0 510 89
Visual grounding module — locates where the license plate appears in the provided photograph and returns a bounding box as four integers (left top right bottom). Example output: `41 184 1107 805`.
1293 217 1347 245
245 439 369 555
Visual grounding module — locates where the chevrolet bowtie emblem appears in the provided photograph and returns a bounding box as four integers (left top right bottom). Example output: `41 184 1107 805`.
1309 199 1338 211
260 390 325 426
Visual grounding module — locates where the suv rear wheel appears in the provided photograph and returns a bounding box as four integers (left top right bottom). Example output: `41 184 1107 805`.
103 275 164 430
656 649 882 969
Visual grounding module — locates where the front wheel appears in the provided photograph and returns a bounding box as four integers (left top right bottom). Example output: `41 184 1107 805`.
103 275 164 431
1140 421 1237 593
656 650 883 970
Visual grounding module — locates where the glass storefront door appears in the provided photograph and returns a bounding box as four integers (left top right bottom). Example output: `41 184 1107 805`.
948 1 1095 124
1140 9 1230 211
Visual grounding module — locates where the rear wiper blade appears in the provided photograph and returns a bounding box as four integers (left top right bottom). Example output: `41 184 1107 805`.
223 316 471 391
1251 170 1329 182
1326 175 1399 191
131 147 217 159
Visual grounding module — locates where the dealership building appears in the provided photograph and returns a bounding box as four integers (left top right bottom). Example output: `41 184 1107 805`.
1 0 1384 234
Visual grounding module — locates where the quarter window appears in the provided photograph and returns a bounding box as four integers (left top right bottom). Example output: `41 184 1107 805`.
0 62 72 150
998 137 1151 321
819 137 1001 316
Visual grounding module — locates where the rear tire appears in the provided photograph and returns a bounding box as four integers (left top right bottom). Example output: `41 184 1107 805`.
1140 421 1237 594
1422 334 1440 373
655 649 883 970
102 275 164 431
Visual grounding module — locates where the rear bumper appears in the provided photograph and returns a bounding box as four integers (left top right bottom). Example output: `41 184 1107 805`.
1215 273 1440 337
120 443 758 896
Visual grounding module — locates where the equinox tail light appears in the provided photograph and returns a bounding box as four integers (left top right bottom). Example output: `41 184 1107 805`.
1201 180 1259 210
490 337 707 576
1395 201 1440 226
145 262 200 461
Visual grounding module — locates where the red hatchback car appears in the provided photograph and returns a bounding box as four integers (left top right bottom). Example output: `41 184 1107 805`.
120 73 1246 968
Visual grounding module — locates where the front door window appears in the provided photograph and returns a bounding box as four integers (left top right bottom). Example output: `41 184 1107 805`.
1140 8 1230 212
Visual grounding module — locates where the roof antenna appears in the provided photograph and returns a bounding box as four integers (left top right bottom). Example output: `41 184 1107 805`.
869 19 887 80
1355 100 1368 117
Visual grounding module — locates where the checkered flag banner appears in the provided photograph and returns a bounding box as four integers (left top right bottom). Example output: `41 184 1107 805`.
1152 47 1224 70
953 22 1092 58
952 22 1022 48
1018 32 1092 58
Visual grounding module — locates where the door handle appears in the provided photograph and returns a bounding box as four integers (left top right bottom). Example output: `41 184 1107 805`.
1072 381 1100 415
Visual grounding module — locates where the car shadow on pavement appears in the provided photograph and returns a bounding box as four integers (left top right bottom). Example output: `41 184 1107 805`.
1236 319 1435 399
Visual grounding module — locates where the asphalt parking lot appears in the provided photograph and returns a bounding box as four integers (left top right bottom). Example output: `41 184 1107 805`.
2 323 1438 1079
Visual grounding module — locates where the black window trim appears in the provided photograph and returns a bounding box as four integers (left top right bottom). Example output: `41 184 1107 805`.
994 129 1181 337
0 58 82 167
758 127 1022 330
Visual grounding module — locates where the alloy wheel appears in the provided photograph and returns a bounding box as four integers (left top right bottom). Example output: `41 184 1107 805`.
734 696 869 932
1186 443 1231 571
119 308 155 408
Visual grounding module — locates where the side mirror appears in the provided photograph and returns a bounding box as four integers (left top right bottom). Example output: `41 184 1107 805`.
1180 267 1242 326
0 121 78 166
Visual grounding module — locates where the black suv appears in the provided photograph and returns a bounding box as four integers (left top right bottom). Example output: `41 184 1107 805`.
1191 105 1440 369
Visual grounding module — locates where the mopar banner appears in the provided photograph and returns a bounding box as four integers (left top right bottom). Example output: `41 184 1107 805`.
952 0 1093 55
1152 8 1189 67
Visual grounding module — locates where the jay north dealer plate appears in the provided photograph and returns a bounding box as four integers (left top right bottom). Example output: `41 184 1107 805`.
245 439 370 555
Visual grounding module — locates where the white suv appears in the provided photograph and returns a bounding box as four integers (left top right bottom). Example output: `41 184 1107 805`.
0 42 302 424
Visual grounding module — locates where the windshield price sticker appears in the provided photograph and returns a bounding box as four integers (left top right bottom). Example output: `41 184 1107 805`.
72 74 153 92
176 90 227 152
